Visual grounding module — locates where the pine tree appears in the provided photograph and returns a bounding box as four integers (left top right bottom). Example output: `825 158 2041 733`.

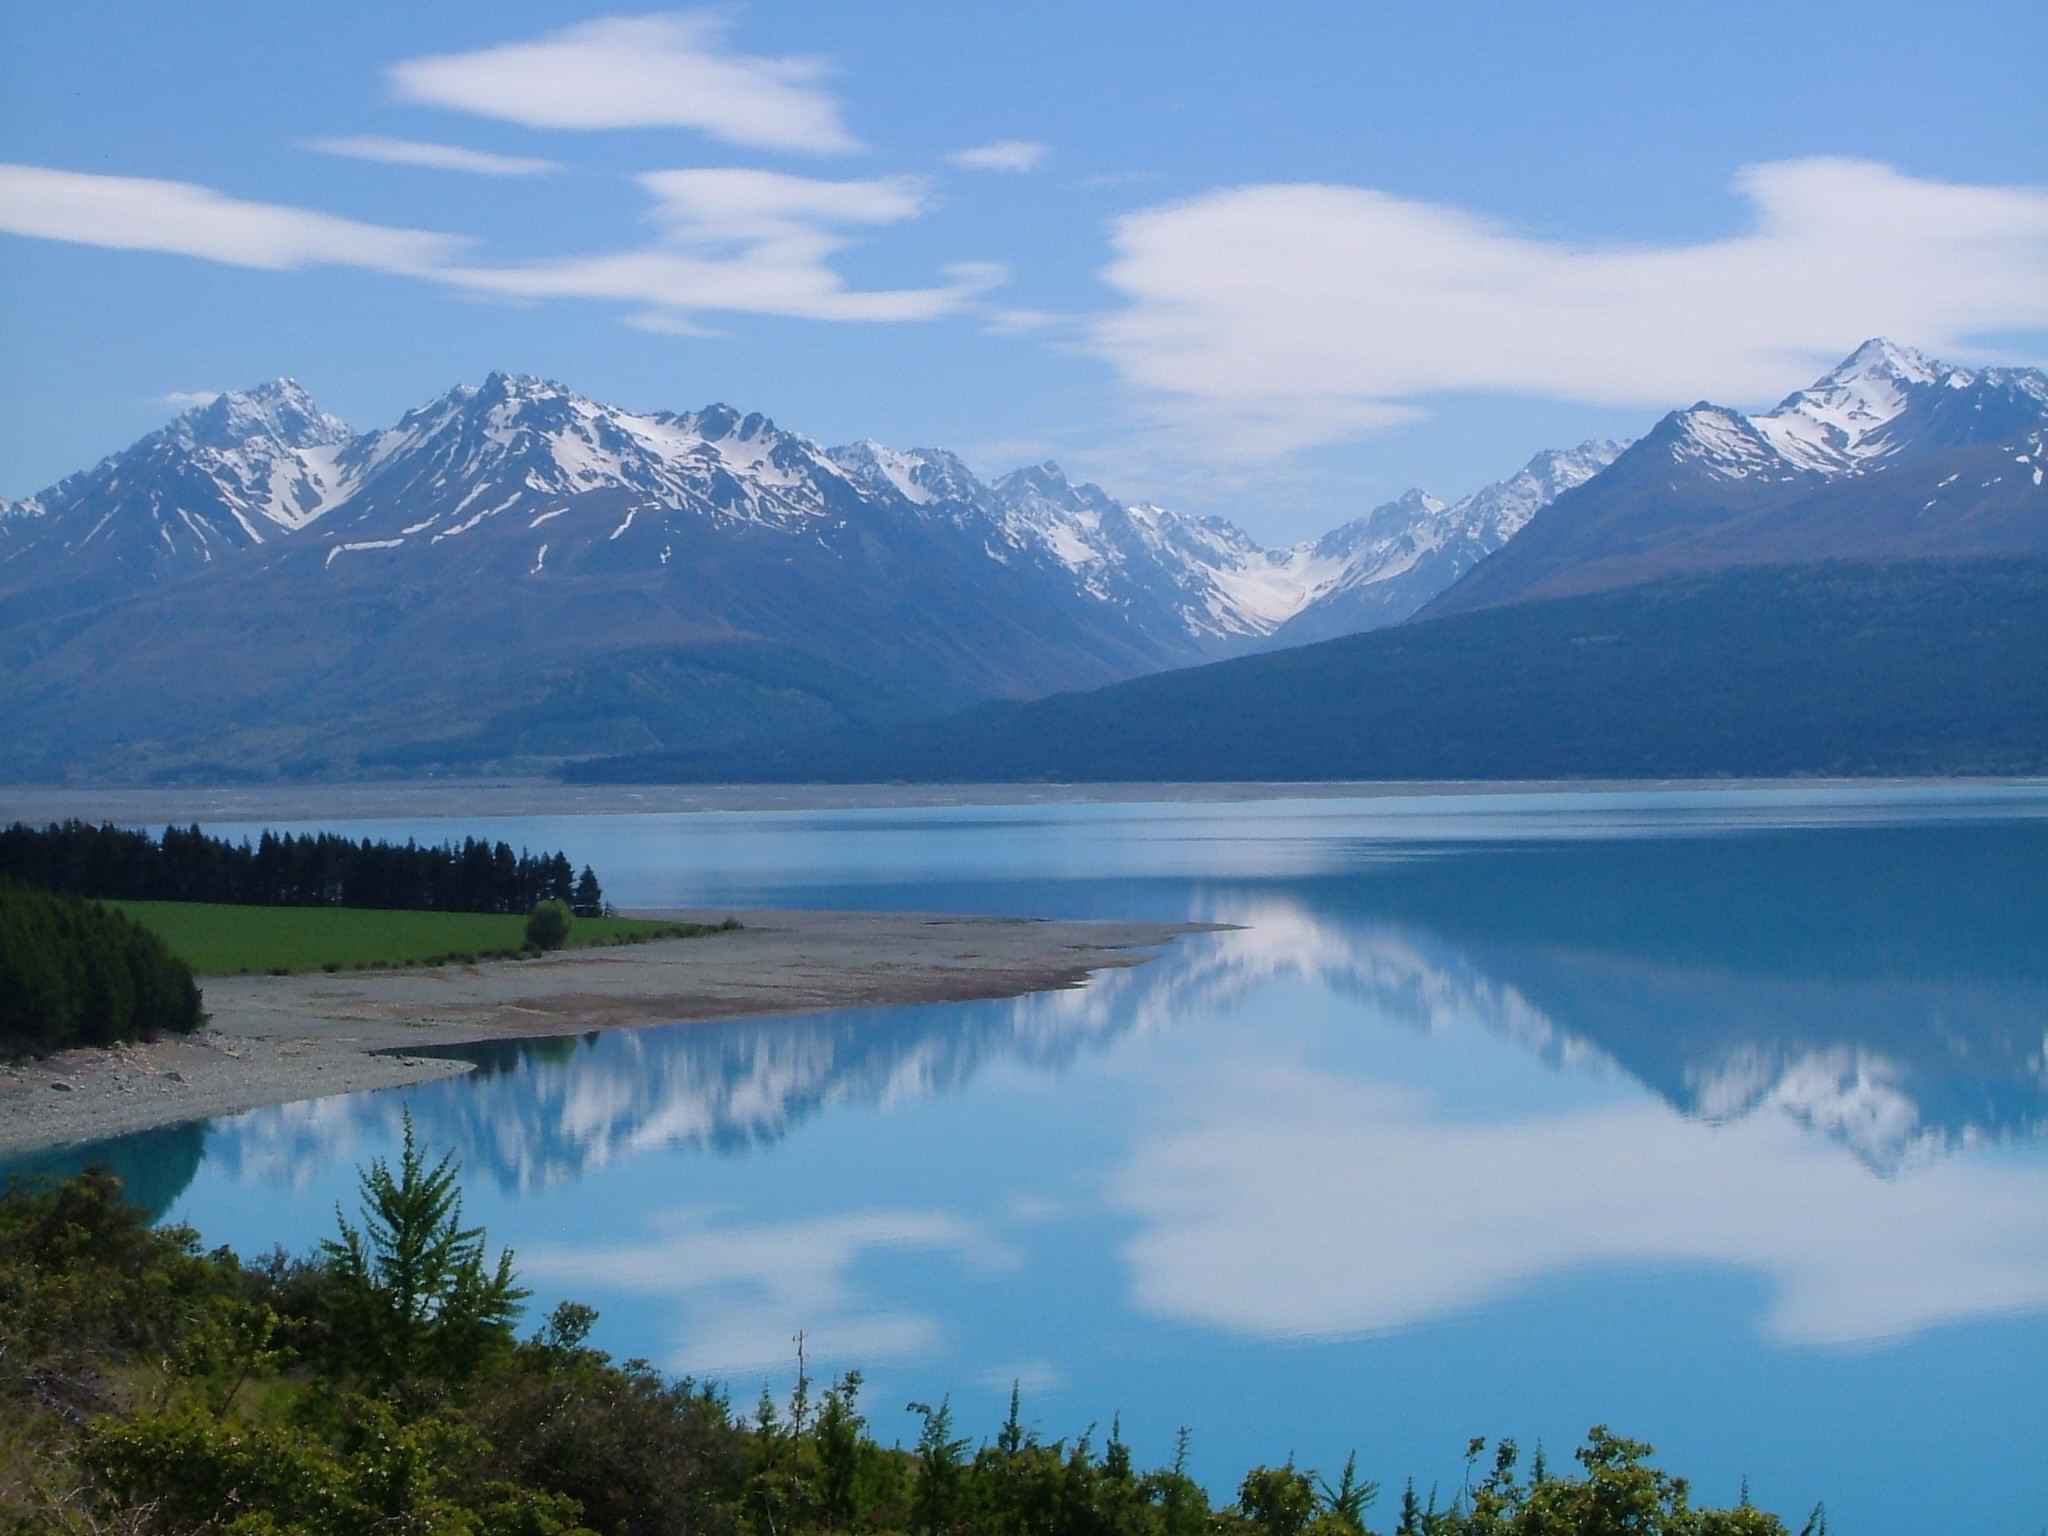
1396 1478 1423 1536
319 1110 527 1389
1318 1450 1379 1533
907 1396 968 1535
572 864 604 917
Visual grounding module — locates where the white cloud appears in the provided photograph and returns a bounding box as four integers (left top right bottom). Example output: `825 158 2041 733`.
0 163 463 275
524 1205 1017 1376
304 134 560 177
444 169 1006 324
948 140 1049 174
1093 158 2048 463
391 13 861 154
1114 1065 2048 1349
158 389 223 408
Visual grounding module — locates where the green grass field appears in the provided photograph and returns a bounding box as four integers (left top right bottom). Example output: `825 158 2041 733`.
104 900 730 976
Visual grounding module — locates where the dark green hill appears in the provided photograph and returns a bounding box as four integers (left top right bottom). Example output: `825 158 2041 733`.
566 559 2048 783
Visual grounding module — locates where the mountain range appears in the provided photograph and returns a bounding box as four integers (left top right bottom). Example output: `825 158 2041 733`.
2 337 2042 782
0 369 1615 778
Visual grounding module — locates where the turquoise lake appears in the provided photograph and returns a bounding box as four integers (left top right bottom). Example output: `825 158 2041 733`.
13 785 2048 1530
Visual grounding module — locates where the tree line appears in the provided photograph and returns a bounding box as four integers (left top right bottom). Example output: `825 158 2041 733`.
0 1122 1825 1535
1 819 608 916
0 883 203 1055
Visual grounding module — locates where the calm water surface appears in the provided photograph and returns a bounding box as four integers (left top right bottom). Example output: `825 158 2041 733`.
17 787 2048 1531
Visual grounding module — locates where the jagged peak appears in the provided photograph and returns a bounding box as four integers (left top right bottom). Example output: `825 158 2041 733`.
173 376 352 450
1000 459 1071 490
1833 336 1940 382
1391 486 1447 512
673 402 785 443
1528 437 1630 467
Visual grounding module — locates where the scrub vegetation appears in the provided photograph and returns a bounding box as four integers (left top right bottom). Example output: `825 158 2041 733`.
0 1122 1825 1535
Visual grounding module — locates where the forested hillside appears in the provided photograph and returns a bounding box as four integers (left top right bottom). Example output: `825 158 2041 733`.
569 561 2048 784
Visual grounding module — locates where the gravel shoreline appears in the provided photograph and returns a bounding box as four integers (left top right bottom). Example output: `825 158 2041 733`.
0 907 1214 1156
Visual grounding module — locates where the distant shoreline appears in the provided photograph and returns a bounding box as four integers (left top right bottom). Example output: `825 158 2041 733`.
4 775 2043 826
0 907 1213 1158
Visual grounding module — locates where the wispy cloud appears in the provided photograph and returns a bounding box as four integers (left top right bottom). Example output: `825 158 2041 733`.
158 389 223 408
0 160 998 332
0 163 463 274
625 309 722 338
948 140 1049 174
304 134 560 177
983 307 1065 336
1093 158 2048 462
525 1205 1017 1376
445 168 1006 326
641 167 926 235
391 13 861 154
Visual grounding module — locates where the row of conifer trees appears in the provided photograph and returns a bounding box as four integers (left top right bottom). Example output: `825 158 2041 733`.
0 819 606 916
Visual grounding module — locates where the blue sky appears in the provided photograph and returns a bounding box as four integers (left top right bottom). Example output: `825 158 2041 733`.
3 0 2044 540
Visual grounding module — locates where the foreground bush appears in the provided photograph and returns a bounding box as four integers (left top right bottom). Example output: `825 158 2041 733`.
0 883 202 1057
0 1129 1825 1535
526 900 574 951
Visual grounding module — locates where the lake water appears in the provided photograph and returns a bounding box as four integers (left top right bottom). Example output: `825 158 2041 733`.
15 786 2048 1530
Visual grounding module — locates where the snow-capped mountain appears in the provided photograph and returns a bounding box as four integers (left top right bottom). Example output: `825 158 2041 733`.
0 379 359 617
1752 338 2048 474
317 375 871 549
1425 339 2048 618
1271 442 1627 644
0 370 1614 659
832 444 1633 652
975 460 1302 648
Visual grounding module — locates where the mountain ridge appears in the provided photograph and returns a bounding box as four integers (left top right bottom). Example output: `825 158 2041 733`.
0 372 1621 651
1422 338 2048 618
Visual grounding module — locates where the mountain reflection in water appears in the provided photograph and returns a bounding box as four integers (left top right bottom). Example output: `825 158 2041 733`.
204 821 2046 1195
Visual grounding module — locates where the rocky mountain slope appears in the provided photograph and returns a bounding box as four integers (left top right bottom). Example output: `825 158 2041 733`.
1423 339 2048 618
